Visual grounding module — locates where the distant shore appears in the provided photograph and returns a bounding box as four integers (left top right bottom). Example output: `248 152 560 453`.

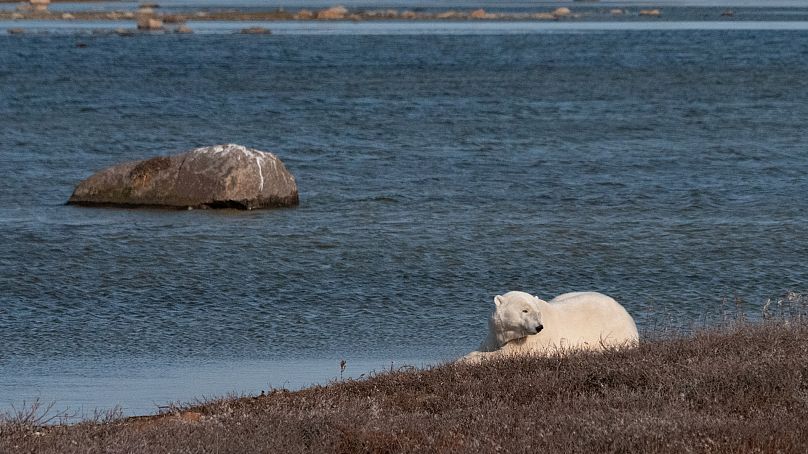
0 0 112 3
0 5 668 34
3 318 807 452
0 5 658 24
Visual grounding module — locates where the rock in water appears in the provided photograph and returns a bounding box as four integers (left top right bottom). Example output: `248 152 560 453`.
317 6 348 20
240 26 271 34
68 144 299 210
30 0 50 12
552 7 571 17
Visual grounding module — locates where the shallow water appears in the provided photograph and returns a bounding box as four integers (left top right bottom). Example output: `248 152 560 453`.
1 24 808 416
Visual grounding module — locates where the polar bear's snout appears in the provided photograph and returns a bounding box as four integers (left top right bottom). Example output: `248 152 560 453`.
535 324 544 333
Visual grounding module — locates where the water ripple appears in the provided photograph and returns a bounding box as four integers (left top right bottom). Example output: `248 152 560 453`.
1 31 807 368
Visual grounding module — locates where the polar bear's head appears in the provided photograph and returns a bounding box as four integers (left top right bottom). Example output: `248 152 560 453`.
490 291 545 346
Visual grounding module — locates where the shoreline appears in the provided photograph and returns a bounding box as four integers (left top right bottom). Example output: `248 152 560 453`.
2 4 784 33
0 0 111 2
1 12 602 23
0 6 665 23
3 318 807 452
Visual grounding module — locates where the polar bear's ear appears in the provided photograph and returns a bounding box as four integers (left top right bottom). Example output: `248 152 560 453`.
493 295 504 307
533 295 543 304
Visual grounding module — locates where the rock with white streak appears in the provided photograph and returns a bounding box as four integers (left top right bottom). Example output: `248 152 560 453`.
68 144 299 210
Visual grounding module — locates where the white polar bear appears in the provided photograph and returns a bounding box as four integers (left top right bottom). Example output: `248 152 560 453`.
463 291 638 362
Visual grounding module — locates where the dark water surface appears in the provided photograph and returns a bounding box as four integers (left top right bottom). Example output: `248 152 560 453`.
1 27 808 415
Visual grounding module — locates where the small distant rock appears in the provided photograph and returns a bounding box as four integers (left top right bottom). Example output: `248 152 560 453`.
721 9 734 17
240 26 271 34
470 9 487 19
161 15 185 24
610 9 624 16
68 144 299 210
470 9 499 19
639 9 661 17
11 12 24 20
7 28 25 35
358 9 382 18
137 17 163 30
317 6 348 20
115 28 135 36
294 9 314 20
552 7 572 17
135 3 163 30
176 25 193 34
139 2 160 8
400 11 417 19
436 11 460 19
533 12 556 20
61 13 75 20
29 0 50 12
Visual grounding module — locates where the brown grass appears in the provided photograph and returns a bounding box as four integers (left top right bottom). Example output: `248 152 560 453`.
3 319 808 453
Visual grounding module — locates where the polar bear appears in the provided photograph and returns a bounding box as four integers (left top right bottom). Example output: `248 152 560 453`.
462 291 638 362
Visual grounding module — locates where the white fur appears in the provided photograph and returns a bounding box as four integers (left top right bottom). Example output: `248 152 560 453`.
463 291 638 362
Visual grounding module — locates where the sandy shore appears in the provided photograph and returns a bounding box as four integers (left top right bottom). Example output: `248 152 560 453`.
2 318 807 453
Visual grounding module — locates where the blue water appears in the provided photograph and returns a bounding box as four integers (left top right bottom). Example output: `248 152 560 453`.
1 22 808 416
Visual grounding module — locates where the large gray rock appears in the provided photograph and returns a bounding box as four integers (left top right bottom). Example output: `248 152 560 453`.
68 144 299 210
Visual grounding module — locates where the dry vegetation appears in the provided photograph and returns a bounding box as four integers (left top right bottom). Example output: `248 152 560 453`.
3 313 808 453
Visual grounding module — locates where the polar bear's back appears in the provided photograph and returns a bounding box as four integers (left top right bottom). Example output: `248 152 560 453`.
538 291 638 351
550 291 608 304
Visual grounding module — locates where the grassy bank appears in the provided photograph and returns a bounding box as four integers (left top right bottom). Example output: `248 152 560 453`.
2 319 808 453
